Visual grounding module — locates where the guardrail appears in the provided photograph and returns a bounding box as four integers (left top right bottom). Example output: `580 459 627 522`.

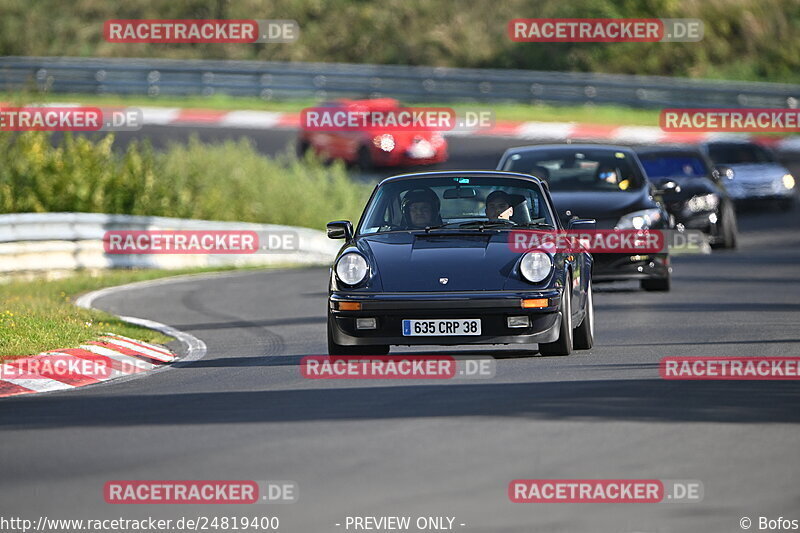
1 56 799 109
0 212 339 277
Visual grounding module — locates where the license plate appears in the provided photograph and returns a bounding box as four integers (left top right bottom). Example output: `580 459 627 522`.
402 319 481 336
408 142 435 159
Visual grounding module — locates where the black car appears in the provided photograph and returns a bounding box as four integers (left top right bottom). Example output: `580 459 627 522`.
497 144 672 291
326 170 595 357
635 145 738 249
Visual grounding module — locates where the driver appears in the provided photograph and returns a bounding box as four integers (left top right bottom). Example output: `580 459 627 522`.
401 188 441 228
597 166 619 185
485 190 514 220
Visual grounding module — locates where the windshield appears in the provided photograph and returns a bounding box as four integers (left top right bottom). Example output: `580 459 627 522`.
358 176 555 235
500 148 645 192
639 154 710 179
706 143 775 164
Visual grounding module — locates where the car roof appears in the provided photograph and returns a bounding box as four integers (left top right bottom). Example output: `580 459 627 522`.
699 139 760 147
502 143 637 155
634 144 704 155
377 170 546 187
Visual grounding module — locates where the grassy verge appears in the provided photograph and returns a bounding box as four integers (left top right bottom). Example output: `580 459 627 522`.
2 91 662 126
0 131 372 229
0 265 292 361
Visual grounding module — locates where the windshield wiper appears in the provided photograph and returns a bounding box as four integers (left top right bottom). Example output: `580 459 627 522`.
517 222 555 229
422 222 473 232
423 220 555 232
455 220 517 230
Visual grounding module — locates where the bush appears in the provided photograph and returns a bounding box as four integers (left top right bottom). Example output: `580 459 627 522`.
0 132 371 229
0 0 799 83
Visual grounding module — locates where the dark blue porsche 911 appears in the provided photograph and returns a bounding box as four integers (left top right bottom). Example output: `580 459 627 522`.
326 171 595 356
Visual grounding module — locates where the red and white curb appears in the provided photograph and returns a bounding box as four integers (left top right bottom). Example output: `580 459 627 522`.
21 103 800 151
0 274 212 399
0 334 175 398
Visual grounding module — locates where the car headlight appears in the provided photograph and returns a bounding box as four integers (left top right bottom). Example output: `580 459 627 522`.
373 134 395 152
616 208 663 230
335 253 369 285
685 194 719 213
520 251 553 283
783 174 795 189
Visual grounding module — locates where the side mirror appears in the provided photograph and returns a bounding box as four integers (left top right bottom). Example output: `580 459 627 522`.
567 218 596 231
327 220 353 240
655 180 682 195
715 165 735 180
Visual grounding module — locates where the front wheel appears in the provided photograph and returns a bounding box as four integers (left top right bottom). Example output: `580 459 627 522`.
641 276 670 292
573 279 594 350
778 198 795 212
355 146 373 171
712 204 738 250
327 316 389 356
539 279 573 356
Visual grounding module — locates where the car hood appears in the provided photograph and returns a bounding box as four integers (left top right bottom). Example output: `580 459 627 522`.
549 190 653 229
726 163 789 183
360 232 520 292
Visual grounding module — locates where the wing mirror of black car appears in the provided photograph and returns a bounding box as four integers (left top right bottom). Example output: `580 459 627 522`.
655 180 682 195
567 218 597 230
715 165 735 180
443 187 478 199
327 220 353 240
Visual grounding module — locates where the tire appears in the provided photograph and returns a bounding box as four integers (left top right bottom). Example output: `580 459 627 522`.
539 278 573 356
296 139 311 159
572 279 594 350
356 146 373 171
641 276 670 292
712 204 738 250
723 205 739 249
327 315 389 356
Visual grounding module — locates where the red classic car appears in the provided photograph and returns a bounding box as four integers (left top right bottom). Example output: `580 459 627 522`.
298 98 448 169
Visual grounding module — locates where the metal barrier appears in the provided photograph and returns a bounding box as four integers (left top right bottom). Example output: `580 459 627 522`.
1 56 798 109
0 212 339 276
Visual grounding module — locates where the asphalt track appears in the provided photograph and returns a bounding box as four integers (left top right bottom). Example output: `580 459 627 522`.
1 125 800 533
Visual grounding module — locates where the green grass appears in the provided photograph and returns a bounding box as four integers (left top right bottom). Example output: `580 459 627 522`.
2 91 662 127
2 0 800 84
0 266 294 360
0 131 372 230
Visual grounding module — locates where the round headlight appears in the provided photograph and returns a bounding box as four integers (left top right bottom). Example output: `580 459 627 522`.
783 174 795 190
373 134 395 152
335 253 369 285
520 251 553 283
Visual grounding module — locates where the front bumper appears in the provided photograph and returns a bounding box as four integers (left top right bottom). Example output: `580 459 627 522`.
591 252 670 282
329 289 562 346
674 211 721 241
371 147 448 167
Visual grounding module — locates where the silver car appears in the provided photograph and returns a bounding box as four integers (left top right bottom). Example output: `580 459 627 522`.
699 141 796 211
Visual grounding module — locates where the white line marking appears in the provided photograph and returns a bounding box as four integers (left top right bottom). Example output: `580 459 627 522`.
79 345 156 371
97 338 175 362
